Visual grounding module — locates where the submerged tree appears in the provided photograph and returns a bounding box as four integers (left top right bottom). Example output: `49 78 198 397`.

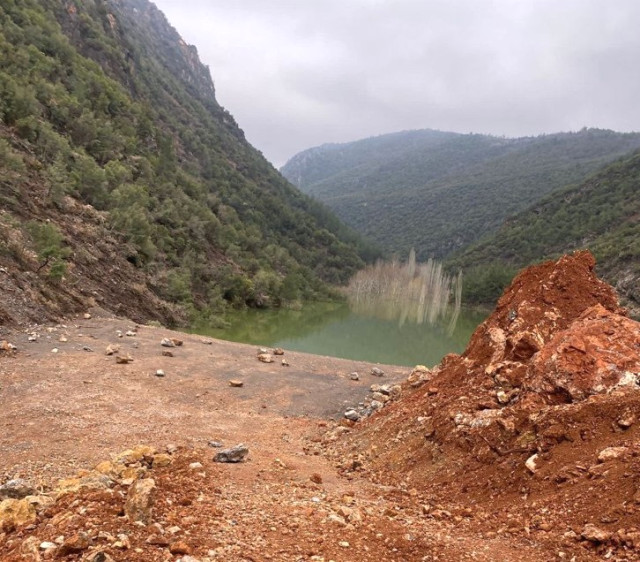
346 252 462 333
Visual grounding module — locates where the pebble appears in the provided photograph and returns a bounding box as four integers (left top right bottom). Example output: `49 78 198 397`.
370 367 385 377
525 453 539 474
338 541 350 548
228 380 244 387
161 338 175 347
344 409 360 421
125 330 136 337
349 372 359 381
155 370 165 377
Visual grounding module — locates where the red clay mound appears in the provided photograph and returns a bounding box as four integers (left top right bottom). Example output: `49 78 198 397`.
332 251 640 560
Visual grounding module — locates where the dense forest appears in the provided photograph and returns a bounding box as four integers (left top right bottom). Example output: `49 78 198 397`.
282 128 640 262
0 0 376 325
448 150 640 309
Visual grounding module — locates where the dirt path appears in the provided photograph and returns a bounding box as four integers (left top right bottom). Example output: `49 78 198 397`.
0 317 563 560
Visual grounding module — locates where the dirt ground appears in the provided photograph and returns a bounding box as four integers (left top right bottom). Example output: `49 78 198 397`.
0 314 561 561
3 252 639 562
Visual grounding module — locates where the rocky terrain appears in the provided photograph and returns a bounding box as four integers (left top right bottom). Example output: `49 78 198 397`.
2 251 640 561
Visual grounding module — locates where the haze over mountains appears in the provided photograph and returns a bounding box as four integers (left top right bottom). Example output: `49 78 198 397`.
282 128 640 261
282 129 640 309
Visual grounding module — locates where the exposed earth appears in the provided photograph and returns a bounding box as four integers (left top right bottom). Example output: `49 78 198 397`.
2 251 640 561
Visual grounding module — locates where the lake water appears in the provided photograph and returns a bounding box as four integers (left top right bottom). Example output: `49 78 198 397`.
192 302 486 367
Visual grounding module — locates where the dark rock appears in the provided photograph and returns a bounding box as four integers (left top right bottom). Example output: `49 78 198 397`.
213 444 249 463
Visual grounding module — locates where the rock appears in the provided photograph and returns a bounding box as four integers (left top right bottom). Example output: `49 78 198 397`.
273 348 285 355
389 384 402 400
617 413 635 429
525 453 539 474
408 365 431 386
124 478 156 524
146 534 170 546
0 478 35 500
344 409 360 422
229 379 244 387
581 523 611 543
162 350 174 357
59 532 91 555
155 369 165 377
310 473 323 484
496 390 510 404
125 330 136 337
51 348 59 353
169 541 192 555
59 335 68 342
370 400 383 410
597 446 629 463
213 444 249 463
105 344 119 356
257 353 274 363
83 345 93 352
152 454 172 468
371 367 385 377
338 541 350 548
349 372 359 381
0 340 17 353
39 541 56 550
0 498 37 531
160 338 175 347
116 354 133 364
281 359 290 366
189 462 203 469
371 392 389 403
171 338 184 346
208 441 223 448
83 313 92 319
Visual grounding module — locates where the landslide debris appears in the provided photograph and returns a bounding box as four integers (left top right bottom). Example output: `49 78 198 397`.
332 251 640 560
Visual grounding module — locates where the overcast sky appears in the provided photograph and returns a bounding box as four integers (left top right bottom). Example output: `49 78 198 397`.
152 0 640 167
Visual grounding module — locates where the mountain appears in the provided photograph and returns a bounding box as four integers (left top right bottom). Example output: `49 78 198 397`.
0 0 373 326
447 150 640 310
281 128 640 262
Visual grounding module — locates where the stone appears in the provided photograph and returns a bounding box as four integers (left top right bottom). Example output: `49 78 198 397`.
105 344 119 356
273 348 285 355
146 534 170 546
525 453 539 474
160 338 175 347
213 444 249 463
496 390 510 404
257 353 274 363
281 359 290 366
59 335 68 342
0 498 36 531
125 330 136 337
83 313 92 319
169 541 192 555
59 532 91 555
370 400 383 410
155 369 165 377
125 478 156 524
349 372 359 381
39 541 56 550
116 354 133 364
152 454 172 468
597 446 629 463
371 367 385 377
208 441 223 448
0 478 35 500
389 385 402 400
581 523 611 543
617 413 635 429
189 462 203 469
228 379 244 387
171 338 184 346
344 409 360 422
310 473 323 484
162 350 174 357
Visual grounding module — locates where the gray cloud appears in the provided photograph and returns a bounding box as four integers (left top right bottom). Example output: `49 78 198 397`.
152 0 640 166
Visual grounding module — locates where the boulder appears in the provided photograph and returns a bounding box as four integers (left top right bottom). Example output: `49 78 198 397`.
124 478 156 524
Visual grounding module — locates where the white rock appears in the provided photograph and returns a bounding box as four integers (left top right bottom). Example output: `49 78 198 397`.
525 453 539 474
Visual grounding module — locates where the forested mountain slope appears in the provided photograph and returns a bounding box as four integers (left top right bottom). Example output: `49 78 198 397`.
0 0 372 326
281 129 640 261
448 151 640 309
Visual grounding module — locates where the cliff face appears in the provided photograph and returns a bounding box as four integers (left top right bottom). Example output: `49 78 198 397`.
0 0 366 327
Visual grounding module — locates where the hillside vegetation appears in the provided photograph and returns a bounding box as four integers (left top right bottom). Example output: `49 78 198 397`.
0 0 374 326
448 151 640 309
281 128 640 261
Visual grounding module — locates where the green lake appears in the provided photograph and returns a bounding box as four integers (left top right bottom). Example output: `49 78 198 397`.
192 302 486 367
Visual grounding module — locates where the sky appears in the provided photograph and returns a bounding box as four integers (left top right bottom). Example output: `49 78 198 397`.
152 0 640 168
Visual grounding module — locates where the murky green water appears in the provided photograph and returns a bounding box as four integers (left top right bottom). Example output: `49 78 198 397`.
192 302 486 367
